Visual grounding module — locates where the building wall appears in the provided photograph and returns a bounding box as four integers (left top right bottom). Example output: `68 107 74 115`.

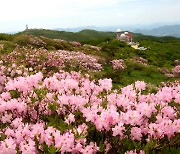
116 32 132 42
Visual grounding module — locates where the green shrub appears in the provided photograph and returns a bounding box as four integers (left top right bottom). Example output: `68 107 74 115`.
0 33 14 41
0 41 16 54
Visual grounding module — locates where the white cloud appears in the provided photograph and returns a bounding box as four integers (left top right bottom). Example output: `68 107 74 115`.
0 0 180 32
0 0 73 21
0 0 119 22
117 13 124 17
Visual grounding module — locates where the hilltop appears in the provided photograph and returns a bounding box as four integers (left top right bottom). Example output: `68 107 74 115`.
19 29 116 42
19 28 180 43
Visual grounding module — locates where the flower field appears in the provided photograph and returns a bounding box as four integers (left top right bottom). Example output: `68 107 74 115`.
0 37 179 153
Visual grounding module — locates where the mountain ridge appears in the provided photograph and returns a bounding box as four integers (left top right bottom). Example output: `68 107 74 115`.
18 29 116 42
54 24 180 38
134 24 180 38
19 28 180 43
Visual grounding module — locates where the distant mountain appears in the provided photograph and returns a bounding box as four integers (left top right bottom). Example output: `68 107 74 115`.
54 25 157 33
55 26 104 32
54 23 180 33
54 25 160 32
134 25 180 38
55 26 127 32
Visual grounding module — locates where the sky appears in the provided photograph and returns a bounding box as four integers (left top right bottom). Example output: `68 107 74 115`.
0 0 180 33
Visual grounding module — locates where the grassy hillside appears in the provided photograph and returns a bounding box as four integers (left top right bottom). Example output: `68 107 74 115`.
90 39 180 86
19 29 116 42
0 33 76 54
19 28 180 43
0 31 179 87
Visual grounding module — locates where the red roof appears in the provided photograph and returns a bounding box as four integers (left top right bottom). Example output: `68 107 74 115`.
125 33 132 38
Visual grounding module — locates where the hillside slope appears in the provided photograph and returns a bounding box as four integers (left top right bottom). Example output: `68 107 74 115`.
19 29 116 42
19 29 180 43
1 32 180 86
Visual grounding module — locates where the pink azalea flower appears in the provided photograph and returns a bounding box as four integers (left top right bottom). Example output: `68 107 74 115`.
131 127 142 141
135 81 146 91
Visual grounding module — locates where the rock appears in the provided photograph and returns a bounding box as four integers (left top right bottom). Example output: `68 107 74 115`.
83 44 101 51
174 60 180 66
70 41 81 46
164 73 175 78
132 57 148 65
172 65 180 77
0 44 4 50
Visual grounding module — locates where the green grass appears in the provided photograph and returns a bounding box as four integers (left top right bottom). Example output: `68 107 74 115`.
92 62 170 88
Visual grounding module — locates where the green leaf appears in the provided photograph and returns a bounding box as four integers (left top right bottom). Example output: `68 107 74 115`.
48 103 57 112
0 133 6 141
48 145 57 154
9 90 20 98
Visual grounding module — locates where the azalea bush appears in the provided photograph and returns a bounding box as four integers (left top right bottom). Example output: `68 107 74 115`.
57 50 102 72
111 59 126 70
0 68 179 153
1 48 102 74
1 48 64 76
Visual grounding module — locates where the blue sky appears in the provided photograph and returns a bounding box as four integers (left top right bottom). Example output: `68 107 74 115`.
0 0 180 32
